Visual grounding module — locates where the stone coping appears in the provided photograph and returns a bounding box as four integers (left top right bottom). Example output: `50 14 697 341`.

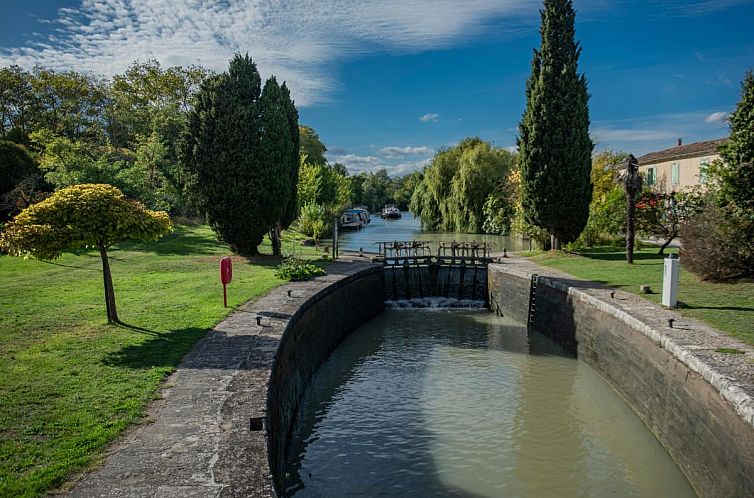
491 257 754 430
66 257 380 498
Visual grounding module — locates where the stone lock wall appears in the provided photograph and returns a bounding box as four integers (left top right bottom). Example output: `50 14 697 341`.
489 262 754 498
266 264 384 492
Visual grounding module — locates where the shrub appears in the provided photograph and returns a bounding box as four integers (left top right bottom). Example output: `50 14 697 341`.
274 257 326 281
298 202 327 242
681 202 754 281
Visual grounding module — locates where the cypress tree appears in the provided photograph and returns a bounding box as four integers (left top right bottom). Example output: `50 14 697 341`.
182 54 276 256
517 0 593 249
258 76 296 256
279 82 301 232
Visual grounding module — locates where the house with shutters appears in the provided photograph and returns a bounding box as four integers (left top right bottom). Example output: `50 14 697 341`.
637 137 728 192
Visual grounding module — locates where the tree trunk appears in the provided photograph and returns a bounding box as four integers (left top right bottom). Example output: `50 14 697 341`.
550 233 561 252
658 233 676 255
626 194 635 264
270 221 282 256
98 245 119 323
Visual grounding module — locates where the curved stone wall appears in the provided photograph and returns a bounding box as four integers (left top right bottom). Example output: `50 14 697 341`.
266 262 384 493
489 260 754 498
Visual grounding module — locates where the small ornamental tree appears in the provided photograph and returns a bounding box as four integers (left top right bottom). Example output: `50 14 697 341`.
0 184 172 322
636 189 704 255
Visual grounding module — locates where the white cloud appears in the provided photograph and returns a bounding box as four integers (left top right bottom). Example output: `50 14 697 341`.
0 0 542 106
378 146 434 157
591 128 679 143
332 154 385 174
705 111 728 123
387 158 433 176
419 113 440 122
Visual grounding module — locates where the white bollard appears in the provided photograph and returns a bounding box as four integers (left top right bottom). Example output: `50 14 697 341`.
662 254 680 308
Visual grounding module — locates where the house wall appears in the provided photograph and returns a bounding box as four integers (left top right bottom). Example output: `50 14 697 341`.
639 153 719 192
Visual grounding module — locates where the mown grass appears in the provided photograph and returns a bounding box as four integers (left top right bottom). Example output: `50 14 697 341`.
526 246 754 346
0 224 323 497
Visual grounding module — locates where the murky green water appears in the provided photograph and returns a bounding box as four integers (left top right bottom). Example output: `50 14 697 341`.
284 309 697 497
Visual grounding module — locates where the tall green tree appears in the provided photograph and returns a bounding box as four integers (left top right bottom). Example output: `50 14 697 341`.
277 83 300 238
518 0 593 249
299 125 327 165
181 54 276 255
683 70 754 280
715 70 754 216
258 76 296 256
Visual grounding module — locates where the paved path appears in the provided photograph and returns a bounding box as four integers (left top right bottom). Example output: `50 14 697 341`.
67 258 376 498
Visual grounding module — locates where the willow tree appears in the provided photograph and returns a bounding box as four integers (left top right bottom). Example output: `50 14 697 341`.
518 0 593 249
0 184 172 322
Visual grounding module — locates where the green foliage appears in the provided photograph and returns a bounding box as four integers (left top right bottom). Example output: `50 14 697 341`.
280 83 301 228
574 151 628 248
0 183 172 259
518 0 593 246
392 171 422 211
274 257 326 281
0 140 38 196
482 186 516 235
181 54 297 256
299 125 328 165
0 61 212 215
411 138 513 233
362 169 393 212
297 159 348 210
635 189 704 253
683 71 754 281
298 202 328 241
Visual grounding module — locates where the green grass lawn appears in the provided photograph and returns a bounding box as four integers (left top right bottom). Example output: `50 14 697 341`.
0 224 322 497
526 246 754 345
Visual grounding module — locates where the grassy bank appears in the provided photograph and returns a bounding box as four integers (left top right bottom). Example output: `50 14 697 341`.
0 224 321 497
525 246 754 346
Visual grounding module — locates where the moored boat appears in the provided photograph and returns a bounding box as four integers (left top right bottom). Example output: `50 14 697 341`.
381 204 402 220
340 211 362 230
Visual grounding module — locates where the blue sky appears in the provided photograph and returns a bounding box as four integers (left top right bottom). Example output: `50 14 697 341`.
1 0 752 176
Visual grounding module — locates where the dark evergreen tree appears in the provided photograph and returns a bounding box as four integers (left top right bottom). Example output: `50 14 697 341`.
517 0 593 249
258 77 296 256
182 54 275 255
278 82 300 233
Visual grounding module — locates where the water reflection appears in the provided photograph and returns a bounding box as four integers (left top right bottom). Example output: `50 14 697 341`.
283 310 696 497
328 212 526 254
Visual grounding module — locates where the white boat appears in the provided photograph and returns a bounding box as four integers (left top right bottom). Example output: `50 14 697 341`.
353 207 371 225
381 204 402 220
340 211 362 230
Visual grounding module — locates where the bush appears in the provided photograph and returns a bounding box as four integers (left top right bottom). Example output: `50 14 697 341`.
681 202 754 281
298 202 327 241
274 257 326 281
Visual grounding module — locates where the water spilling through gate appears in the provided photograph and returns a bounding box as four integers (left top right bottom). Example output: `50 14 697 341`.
378 240 493 304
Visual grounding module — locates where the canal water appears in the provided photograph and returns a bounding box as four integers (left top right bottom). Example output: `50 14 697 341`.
330 212 527 254
283 309 696 497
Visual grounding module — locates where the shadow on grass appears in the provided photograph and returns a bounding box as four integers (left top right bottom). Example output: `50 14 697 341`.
103 326 208 369
119 227 225 256
678 302 754 312
104 323 283 369
575 248 669 262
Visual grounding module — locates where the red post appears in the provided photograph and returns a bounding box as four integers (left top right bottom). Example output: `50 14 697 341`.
220 257 233 307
